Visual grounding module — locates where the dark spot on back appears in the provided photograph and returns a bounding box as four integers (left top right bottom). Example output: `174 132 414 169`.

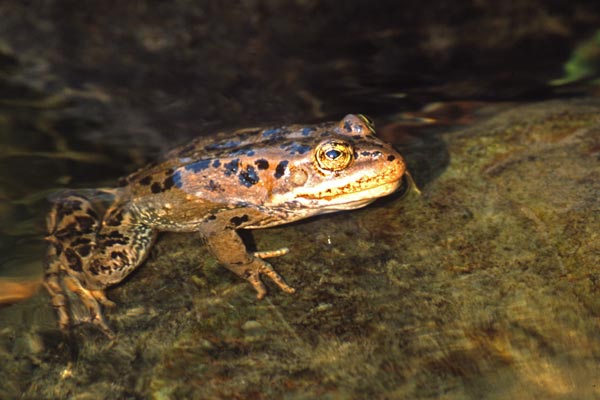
139 176 152 185
255 159 269 170
223 159 239 176
151 182 162 194
239 165 259 187
287 143 311 155
185 159 212 173
212 159 221 168
208 214 217 220
230 215 249 227
163 175 175 190
387 155 396 161
274 160 288 179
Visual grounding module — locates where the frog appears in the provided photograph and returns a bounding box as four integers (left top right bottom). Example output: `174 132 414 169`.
43 114 406 338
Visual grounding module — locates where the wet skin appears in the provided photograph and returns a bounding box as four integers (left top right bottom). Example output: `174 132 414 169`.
44 114 406 338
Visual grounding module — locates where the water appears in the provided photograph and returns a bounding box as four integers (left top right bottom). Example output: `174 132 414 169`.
1 2 600 399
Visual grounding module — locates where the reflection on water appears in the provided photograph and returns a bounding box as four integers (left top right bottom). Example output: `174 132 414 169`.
0 96 128 282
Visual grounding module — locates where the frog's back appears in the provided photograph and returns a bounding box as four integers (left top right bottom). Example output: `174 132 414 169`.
121 115 405 231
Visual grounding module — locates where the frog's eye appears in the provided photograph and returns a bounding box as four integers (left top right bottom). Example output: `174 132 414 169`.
315 141 354 172
325 149 342 159
357 114 376 132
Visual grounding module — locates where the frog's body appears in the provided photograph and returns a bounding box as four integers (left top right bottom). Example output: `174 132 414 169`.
44 114 406 338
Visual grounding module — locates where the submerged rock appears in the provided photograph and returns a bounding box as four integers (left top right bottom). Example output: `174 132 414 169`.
1 99 599 399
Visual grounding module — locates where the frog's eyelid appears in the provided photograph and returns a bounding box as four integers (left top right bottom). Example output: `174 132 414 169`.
357 114 376 132
357 114 374 126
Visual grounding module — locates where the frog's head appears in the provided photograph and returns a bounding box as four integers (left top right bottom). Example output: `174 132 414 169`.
269 114 406 216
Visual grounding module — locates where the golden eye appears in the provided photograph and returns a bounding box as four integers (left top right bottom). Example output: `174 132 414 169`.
357 114 375 132
315 141 354 172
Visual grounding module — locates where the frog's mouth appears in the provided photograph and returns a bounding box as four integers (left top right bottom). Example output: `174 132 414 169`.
296 180 402 212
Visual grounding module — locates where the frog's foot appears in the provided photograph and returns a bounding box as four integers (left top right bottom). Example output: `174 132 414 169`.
226 257 296 299
63 276 116 340
204 230 295 298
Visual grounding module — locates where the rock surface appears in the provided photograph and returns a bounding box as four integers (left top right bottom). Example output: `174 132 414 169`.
1 99 599 399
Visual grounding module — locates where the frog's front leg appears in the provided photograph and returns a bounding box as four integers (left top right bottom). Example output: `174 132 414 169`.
203 228 295 299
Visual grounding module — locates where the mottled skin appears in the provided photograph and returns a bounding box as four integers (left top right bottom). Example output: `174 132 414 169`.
44 114 406 338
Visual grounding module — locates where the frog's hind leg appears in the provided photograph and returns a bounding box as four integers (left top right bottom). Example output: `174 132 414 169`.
44 191 156 338
86 205 158 288
43 193 106 336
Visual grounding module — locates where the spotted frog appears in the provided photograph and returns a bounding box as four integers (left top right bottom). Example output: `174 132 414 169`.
44 114 406 338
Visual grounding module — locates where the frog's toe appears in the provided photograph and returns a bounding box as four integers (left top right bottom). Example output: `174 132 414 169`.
256 259 295 295
220 252 295 298
72 309 114 339
91 289 116 308
246 273 268 299
253 247 289 259
91 314 116 340
63 276 116 339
